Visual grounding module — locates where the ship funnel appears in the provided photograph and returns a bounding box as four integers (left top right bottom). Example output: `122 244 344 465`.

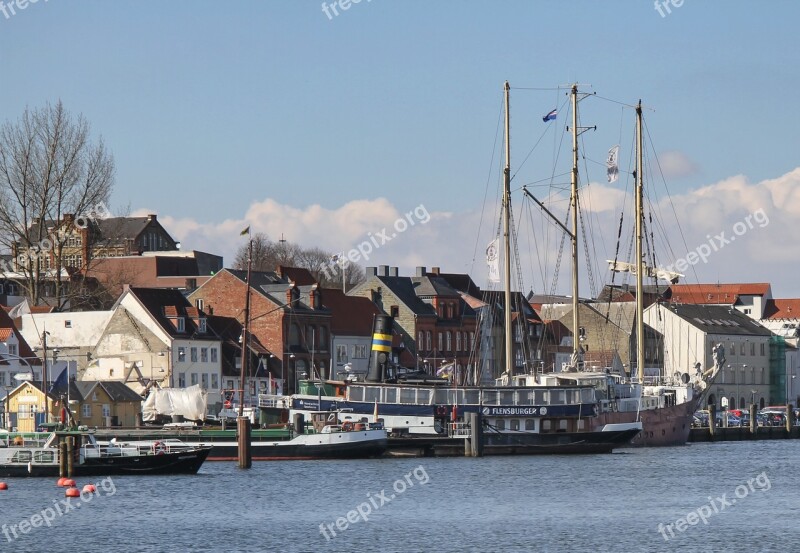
366 314 393 382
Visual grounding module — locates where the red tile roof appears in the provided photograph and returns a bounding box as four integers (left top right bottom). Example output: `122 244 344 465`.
763 299 800 320
668 283 771 305
0 307 41 365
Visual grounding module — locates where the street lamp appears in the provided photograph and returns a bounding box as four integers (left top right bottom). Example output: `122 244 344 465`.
751 389 758 408
284 353 295 395
727 364 747 409
296 370 307 395
788 374 797 406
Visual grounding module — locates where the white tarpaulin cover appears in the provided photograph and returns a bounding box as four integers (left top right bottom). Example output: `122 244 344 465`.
142 385 208 421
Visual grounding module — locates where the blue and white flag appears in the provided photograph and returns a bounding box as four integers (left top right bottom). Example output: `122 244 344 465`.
48 368 69 397
542 109 557 123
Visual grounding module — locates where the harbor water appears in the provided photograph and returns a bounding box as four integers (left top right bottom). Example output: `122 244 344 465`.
1 440 798 553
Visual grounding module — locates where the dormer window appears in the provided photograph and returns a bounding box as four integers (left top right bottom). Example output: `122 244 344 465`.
198 318 207 333
176 317 185 332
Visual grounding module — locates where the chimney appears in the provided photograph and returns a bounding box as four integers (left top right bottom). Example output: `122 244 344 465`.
367 267 377 277
148 214 157 221
379 265 389 277
286 287 293 306
416 266 426 277
431 267 440 275
309 288 316 310
389 267 398 277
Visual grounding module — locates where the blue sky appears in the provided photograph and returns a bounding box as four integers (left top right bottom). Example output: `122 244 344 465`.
2 1 799 295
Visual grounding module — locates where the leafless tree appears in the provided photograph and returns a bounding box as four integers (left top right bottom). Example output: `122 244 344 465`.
0 101 114 307
233 234 365 289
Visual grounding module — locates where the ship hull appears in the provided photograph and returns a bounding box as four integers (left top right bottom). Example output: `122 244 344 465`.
594 400 698 447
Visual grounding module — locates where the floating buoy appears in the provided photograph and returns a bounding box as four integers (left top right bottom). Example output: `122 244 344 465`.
63 478 76 488
0 482 8 490
82 484 96 494
65 487 80 498
57 477 67 487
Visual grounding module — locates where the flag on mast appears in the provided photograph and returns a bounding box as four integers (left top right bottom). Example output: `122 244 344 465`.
486 239 500 284
606 145 620 184
240 226 251 236
7 299 31 319
542 109 557 122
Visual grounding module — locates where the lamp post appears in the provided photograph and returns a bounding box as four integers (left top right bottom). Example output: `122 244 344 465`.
788 374 797 406
284 353 295 395
751 389 758 408
296 370 307 395
728 364 747 410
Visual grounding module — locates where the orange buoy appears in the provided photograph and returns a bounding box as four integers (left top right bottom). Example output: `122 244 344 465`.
57 477 67 487
0 482 8 490
63 478 76 488
82 484 96 494
65 487 80 498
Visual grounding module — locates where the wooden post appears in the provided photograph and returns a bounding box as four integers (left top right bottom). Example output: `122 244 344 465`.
59 441 67 478
749 404 757 436
786 404 794 436
708 404 716 440
472 412 483 457
135 412 143 429
66 436 74 477
237 416 252 469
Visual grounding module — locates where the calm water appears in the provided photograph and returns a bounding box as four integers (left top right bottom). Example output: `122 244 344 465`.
1 440 799 553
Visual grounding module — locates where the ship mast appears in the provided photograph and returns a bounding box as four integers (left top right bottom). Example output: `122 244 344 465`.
502 81 514 383
635 101 645 383
569 85 581 366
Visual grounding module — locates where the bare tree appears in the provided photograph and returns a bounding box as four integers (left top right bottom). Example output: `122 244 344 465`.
0 101 114 307
233 234 365 289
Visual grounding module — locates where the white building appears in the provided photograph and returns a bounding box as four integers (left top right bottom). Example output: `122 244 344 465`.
89 286 223 413
644 302 774 409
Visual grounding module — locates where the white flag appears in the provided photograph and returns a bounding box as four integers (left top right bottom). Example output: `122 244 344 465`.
486 239 500 284
7 299 31 319
606 145 620 184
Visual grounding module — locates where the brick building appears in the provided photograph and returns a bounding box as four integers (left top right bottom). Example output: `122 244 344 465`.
347 266 478 379
188 267 331 394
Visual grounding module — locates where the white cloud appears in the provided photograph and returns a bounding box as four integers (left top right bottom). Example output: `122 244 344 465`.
658 150 700 179
140 166 800 297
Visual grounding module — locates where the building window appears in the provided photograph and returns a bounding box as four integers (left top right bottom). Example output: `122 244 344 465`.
352 345 367 359
178 347 186 363
210 348 218 363
196 298 204 312
289 324 301 346
336 345 348 363
456 332 462 352
82 404 91 417
102 404 111 418
201 348 208 363
8 344 17 357
191 373 198 386
178 373 186 387
446 331 452 352
201 373 208 389
418 331 424 351
729 342 735 356
740 343 745 355
760 343 765 356
64 320 72 328
390 306 399 318
198 319 207 333
470 332 475 350
318 327 327 349
750 343 755 356
176 318 185 332
211 374 219 389
426 331 432 351
438 333 443 352
496 419 505 431
191 348 198 362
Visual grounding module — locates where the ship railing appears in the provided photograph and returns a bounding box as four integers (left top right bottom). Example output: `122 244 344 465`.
448 422 471 438
258 394 291 409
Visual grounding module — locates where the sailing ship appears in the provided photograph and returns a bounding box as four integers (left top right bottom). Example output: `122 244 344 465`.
274 82 641 454
518 89 722 446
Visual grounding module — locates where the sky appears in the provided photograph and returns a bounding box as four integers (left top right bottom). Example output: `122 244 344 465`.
2 0 799 297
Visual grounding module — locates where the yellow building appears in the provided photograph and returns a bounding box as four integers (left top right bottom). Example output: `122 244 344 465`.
74 381 142 427
6 382 59 433
5 380 142 431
